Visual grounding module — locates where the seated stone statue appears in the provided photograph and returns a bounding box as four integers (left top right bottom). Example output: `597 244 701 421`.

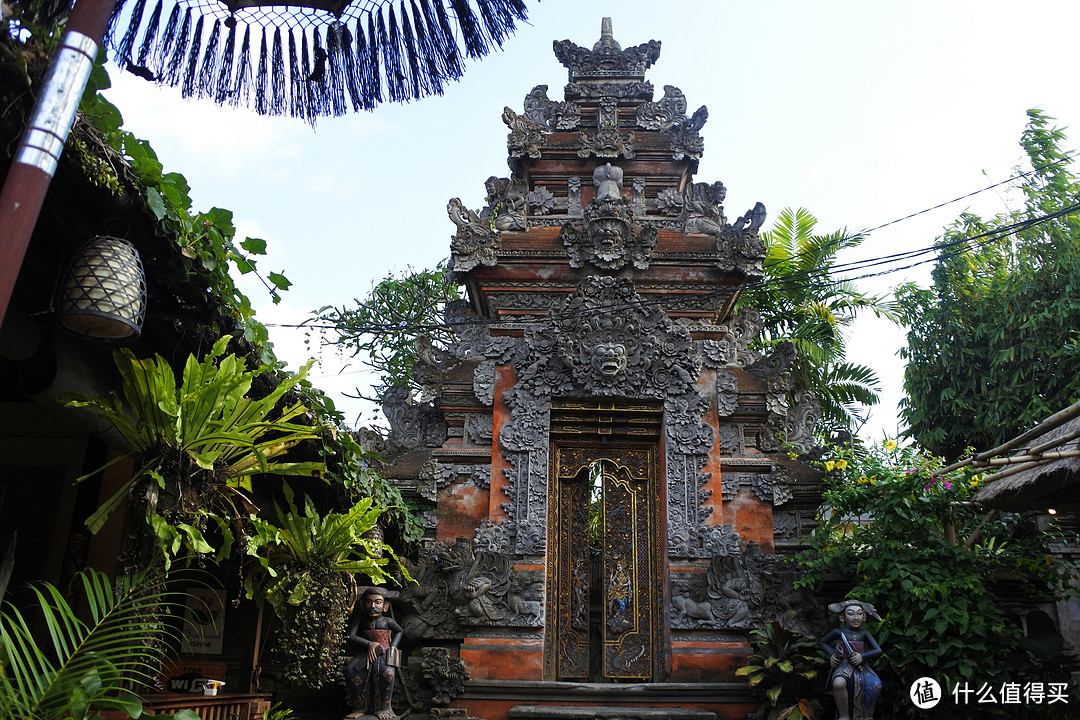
344 588 403 720
820 599 882 720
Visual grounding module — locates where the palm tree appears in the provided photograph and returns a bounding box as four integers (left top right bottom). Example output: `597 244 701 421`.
737 207 899 433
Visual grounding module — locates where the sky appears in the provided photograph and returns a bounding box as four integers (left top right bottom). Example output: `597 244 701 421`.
101 0 1080 439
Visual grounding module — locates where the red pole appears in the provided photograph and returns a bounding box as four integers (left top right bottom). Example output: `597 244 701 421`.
0 0 118 327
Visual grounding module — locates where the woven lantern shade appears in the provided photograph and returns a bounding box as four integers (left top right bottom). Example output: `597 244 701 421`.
89 0 532 123
57 235 148 339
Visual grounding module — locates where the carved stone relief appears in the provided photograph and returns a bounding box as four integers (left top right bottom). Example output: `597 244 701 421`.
464 413 493 446
522 84 581 130
435 463 491 490
382 386 448 449
717 202 768 277
699 308 766 369
682 181 727 236
527 186 555 216
552 20 661 83
561 196 658 271
669 545 821 633
502 106 548 158
720 465 792 506
482 276 721 558
716 369 739 417
473 360 496 406
399 538 545 640
447 198 499 273
484 176 528 231
419 647 469 706
635 85 708 160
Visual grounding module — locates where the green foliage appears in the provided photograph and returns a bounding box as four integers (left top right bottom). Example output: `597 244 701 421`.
798 440 1078 719
312 262 461 400
66 336 325 567
738 208 898 434
77 58 287 362
899 109 1080 460
735 611 824 720
0 567 185 720
244 488 399 686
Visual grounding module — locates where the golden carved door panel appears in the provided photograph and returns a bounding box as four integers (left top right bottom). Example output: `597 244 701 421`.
545 432 661 681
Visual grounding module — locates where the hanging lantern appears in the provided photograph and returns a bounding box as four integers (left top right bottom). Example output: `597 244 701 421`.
57 236 147 340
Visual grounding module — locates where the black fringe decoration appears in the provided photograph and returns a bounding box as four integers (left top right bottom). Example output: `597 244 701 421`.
196 19 222 99
448 0 485 58
302 31 325 120
361 16 381 110
255 29 270 115
399 3 424 98
135 0 163 69
162 7 192 87
270 28 286 117
106 0 533 121
288 29 304 120
409 0 444 94
232 26 253 109
150 4 180 80
377 7 404 102
215 23 237 105
335 22 363 112
114 0 147 66
181 15 204 98
323 25 348 117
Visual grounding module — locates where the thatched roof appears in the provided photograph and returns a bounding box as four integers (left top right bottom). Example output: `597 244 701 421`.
973 416 1080 510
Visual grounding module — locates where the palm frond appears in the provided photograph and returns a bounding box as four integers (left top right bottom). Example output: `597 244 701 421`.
0 567 185 720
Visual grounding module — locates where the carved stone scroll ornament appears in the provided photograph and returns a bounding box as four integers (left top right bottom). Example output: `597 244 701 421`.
419 647 469 706
699 308 766 369
381 386 448 449
464 413 493 446
473 360 496 406
760 390 821 456
717 202 768 277
502 106 548 159
716 369 739 417
447 198 499 274
522 84 581 130
636 85 708 160
561 196 658 270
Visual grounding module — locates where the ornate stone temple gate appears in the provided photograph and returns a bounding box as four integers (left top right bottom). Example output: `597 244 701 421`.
374 19 824 720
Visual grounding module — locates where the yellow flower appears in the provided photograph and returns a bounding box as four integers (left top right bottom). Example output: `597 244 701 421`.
857 476 868 485
885 440 898 451
825 460 836 472
836 459 848 470
869 475 877 484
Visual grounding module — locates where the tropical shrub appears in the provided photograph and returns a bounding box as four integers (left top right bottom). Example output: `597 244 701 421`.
244 487 400 686
66 335 325 568
798 441 1078 719
736 610 825 720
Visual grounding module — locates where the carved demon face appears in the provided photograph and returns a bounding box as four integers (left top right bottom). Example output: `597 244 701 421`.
589 342 628 378
590 218 629 263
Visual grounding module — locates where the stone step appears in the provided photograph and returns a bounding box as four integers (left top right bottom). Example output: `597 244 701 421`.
509 706 718 720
